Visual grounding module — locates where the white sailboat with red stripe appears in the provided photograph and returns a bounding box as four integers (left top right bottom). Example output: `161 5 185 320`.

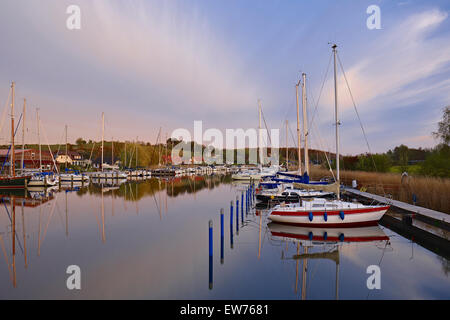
268 44 390 227
268 198 390 227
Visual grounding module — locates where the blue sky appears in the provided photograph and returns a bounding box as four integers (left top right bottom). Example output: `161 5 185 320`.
0 0 449 154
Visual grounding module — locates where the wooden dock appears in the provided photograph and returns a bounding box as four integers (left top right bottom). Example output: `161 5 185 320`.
343 186 449 230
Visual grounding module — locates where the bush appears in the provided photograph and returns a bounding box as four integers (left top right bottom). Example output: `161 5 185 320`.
419 144 450 178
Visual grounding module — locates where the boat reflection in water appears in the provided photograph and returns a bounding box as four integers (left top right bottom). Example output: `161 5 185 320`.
268 223 390 300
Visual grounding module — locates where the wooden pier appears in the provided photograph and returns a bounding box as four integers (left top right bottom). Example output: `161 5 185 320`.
343 186 449 230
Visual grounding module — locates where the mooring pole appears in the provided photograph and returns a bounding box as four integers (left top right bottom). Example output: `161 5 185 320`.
236 196 239 233
220 208 224 264
209 220 213 290
230 201 234 249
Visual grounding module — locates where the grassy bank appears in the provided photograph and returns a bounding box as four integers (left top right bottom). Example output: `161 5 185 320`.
309 166 450 214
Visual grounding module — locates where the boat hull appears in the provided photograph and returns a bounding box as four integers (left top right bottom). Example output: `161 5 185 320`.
268 206 390 228
256 192 333 202
0 176 31 189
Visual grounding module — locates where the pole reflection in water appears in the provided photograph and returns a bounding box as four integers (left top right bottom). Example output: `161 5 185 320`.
3 174 448 300
230 201 234 249
220 209 224 265
209 220 213 290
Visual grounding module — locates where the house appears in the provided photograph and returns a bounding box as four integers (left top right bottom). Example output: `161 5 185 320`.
0 148 54 170
55 151 90 167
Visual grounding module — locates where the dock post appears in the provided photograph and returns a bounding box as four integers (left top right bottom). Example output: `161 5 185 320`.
236 196 239 233
230 201 234 249
209 220 213 290
241 192 244 218
241 192 244 224
71 175 73 188
220 208 224 264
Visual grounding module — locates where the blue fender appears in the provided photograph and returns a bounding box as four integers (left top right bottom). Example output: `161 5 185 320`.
339 211 345 220
324 212 328 222
308 212 313 222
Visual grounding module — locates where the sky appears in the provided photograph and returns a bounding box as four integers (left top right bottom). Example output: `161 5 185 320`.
0 0 449 155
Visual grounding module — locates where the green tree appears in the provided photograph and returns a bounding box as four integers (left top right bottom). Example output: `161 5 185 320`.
419 144 450 177
433 106 450 145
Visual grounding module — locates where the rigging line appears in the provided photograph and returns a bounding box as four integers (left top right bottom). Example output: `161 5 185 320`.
54 127 66 161
39 119 60 174
0 88 11 137
337 53 387 195
260 107 272 146
336 53 378 172
0 234 14 283
308 52 333 132
366 240 389 300
1 199 24 254
1 113 23 172
311 120 335 179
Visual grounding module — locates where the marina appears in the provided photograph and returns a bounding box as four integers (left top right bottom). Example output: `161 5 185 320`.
0 174 448 299
0 0 449 305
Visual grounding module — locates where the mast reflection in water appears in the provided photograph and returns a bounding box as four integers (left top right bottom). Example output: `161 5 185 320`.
0 175 448 299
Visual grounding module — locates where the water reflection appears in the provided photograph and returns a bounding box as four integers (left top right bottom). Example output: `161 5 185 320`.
0 175 448 299
268 223 390 300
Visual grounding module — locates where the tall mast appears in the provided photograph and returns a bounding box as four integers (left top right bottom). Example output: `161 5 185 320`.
21 99 26 172
136 137 138 168
332 44 340 199
37 109 42 172
302 73 310 175
10 82 15 177
64 124 68 169
295 80 302 174
285 120 288 171
258 99 262 166
111 137 114 166
101 112 104 171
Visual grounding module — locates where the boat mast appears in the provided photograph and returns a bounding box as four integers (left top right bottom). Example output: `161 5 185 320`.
295 80 302 174
302 73 310 175
111 137 114 166
258 99 263 167
64 124 68 169
21 99 26 172
10 82 15 177
332 44 340 199
285 120 288 171
101 112 104 172
38 109 42 172
136 137 138 168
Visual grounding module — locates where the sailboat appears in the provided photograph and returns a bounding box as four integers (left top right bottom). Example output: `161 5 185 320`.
27 108 59 187
232 100 280 180
89 113 127 180
0 82 31 189
58 125 89 183
268 45 390 227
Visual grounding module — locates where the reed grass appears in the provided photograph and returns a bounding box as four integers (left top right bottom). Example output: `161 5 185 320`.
309 166 450 214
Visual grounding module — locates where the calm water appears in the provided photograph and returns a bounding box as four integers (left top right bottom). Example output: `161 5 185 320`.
0 175 449 299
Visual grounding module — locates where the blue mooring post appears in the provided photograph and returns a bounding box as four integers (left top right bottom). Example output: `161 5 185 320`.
241 192 244 224
230 201 234 249
209 220 213 290
220 208 224 264
236 196 239 233
245 189 248 215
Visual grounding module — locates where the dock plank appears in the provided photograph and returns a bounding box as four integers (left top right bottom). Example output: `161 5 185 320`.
343 187 449 226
